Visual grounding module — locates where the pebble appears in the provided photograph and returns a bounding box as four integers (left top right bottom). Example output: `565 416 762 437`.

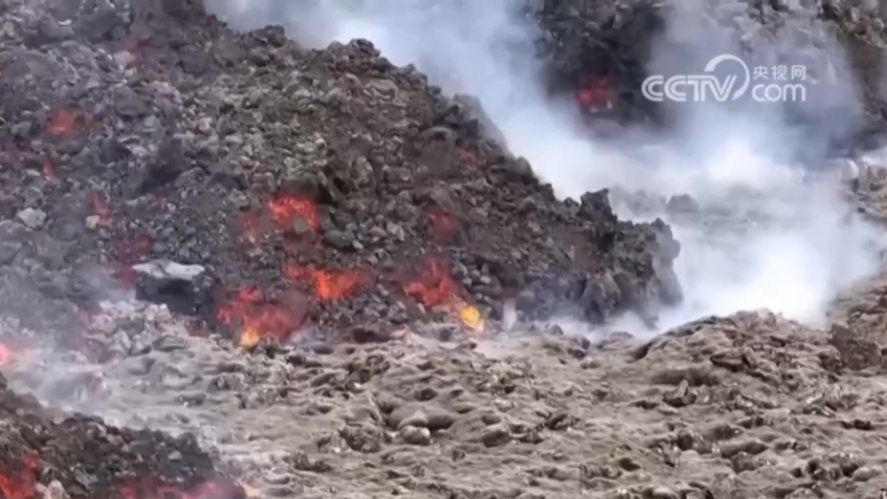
17 208 46 228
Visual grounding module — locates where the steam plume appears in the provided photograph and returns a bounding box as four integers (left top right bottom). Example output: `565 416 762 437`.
205 0 886 332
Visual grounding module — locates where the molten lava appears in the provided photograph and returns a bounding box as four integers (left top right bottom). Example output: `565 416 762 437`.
403 258 485 333
284 265 368 300
216 285 305 347
0 453 38 499
267 194 319 233
47 108 78 136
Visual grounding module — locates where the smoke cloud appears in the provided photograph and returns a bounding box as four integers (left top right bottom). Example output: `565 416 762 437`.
205 0 886 332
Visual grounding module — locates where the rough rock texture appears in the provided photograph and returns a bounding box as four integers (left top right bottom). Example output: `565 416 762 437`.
10 301 887 499
0 0 681 347
0 367 231 499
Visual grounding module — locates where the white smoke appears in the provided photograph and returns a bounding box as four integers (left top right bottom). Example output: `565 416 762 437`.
205 0 886 332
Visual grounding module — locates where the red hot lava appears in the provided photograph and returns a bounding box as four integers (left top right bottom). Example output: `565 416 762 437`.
0 452 39 499
402 257 485 333
215 285 306 347
267 194 319 233
284 264 369 301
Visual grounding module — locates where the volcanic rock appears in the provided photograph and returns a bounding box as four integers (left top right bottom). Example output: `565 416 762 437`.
0 0 683 343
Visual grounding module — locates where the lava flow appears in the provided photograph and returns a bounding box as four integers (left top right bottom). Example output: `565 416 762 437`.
284 264 369 300
216 286 307 348
267 194 319 233
403 258 484 333
0 452 38 499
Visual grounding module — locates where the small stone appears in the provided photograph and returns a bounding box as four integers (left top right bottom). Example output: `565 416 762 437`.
480 424 511 448
17 208 46 228
399 426 431 446
852 465 882 482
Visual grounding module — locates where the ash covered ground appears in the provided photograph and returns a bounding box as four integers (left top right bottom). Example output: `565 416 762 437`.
3 0 887 498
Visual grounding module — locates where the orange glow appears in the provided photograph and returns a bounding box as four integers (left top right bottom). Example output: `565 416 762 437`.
284 265 368 300
47 109 77 136
403 258 456 308
403 258 485 333
216 285 305 347
0 453 38 499
267 194 319 233
458 303 484 332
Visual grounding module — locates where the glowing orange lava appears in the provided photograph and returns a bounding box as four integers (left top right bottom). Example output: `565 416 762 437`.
216 285 305 347
267 194 319 233
403 258 485 333
284 265 368 300
0 452 38 499
403 258 456 308
47 109 77 136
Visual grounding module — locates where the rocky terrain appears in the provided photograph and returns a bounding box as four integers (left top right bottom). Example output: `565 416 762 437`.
1 0 887 499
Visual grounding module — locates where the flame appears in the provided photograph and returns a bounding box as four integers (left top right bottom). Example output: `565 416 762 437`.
0 453 38 499
427 208 457 244
216 285 305 347
0 343 13 365
403 258 484 333
284 265 368 300
47 109 78 136
267 194 319 233
89 193 110 220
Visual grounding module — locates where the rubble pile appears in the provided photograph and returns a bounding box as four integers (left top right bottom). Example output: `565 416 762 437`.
15 300 887 499
0 0 682 347
0 368 234 499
